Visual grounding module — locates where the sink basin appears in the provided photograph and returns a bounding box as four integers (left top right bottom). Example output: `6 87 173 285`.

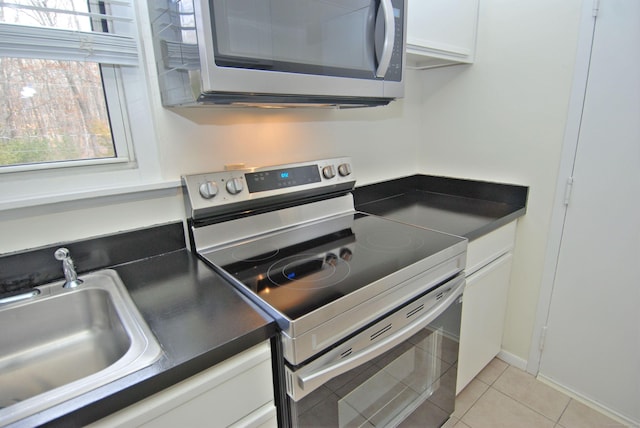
0 269 162 425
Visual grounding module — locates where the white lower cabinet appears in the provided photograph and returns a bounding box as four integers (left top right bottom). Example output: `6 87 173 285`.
90 341 277 428
456 222 516 394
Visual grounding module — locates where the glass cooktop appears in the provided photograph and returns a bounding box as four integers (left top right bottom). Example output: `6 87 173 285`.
202 212 465 321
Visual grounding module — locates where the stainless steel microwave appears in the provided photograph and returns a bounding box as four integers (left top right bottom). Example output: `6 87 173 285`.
149 0 407 108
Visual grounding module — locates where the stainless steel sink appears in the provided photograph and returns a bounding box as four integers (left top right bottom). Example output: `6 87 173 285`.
0 269 162 425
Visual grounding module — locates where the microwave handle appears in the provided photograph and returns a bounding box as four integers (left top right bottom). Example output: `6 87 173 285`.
375 0 396 77
295 276 465 392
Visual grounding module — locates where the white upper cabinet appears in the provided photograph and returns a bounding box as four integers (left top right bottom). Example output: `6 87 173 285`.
406 0 479 69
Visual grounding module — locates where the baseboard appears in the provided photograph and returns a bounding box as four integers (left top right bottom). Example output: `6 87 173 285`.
496 350 527 371
537 374 638 427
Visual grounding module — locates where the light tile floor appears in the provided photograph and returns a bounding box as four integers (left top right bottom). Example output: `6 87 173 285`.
446 358 628 428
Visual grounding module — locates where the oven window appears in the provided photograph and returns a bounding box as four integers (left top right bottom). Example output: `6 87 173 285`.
289 323 459 427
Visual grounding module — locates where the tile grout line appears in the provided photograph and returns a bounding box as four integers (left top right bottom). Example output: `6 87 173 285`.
456 378 492 424
458 360 628 428
494 365 573 425
489 386 559 426
488 365 573 426
482 361 510 387
456 361 509 425
555 398 572 427
466 361 564 427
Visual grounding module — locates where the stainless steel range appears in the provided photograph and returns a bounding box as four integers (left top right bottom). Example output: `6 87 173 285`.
182 157 467 427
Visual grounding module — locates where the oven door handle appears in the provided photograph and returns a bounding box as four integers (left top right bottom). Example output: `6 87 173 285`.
295 276 465 394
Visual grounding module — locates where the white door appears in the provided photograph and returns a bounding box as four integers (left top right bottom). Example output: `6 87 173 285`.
537 0 640 424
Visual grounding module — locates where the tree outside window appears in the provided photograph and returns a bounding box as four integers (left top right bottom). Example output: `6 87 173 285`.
0 1 137 169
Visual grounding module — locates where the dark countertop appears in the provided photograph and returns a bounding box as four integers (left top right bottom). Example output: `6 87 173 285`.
1 224 277 427
354 175 528 241
2 173 527 426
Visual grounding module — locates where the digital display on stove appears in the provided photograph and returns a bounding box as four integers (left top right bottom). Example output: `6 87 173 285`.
246 165 321 193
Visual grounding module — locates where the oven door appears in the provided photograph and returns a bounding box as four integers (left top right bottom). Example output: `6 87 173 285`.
283 275 464 427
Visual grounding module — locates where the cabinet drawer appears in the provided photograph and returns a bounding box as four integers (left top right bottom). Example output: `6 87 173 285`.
91 342 274 428
229 403 277 428
466 221 517 276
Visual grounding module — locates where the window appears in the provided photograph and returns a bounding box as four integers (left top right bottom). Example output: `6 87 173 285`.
0 0 139 171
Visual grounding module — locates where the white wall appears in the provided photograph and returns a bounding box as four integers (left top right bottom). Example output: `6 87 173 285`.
150 75 423 185
0 187 184 254
416 0 583 361
0 68 422 254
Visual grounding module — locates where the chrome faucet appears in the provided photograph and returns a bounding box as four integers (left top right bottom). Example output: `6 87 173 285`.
54 248 83 288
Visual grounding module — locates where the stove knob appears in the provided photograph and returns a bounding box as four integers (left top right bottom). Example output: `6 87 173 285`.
226 177 244 195
199 181 218 199
322 165 336 179
325 253 338 266
340 248 353 261
338 163 352 177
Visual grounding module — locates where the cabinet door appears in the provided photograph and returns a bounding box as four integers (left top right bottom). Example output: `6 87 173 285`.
406 0 479 68
457 252 513 393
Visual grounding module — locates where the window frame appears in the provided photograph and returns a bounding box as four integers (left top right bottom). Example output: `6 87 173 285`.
0 1 164 210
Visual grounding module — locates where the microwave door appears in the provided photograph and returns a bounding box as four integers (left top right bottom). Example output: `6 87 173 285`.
209 0 380 80
151 0 405 106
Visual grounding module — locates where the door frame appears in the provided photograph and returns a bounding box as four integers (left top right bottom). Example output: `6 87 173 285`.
526 0 597 375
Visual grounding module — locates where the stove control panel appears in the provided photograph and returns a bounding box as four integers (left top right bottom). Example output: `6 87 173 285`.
182 157 356 221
